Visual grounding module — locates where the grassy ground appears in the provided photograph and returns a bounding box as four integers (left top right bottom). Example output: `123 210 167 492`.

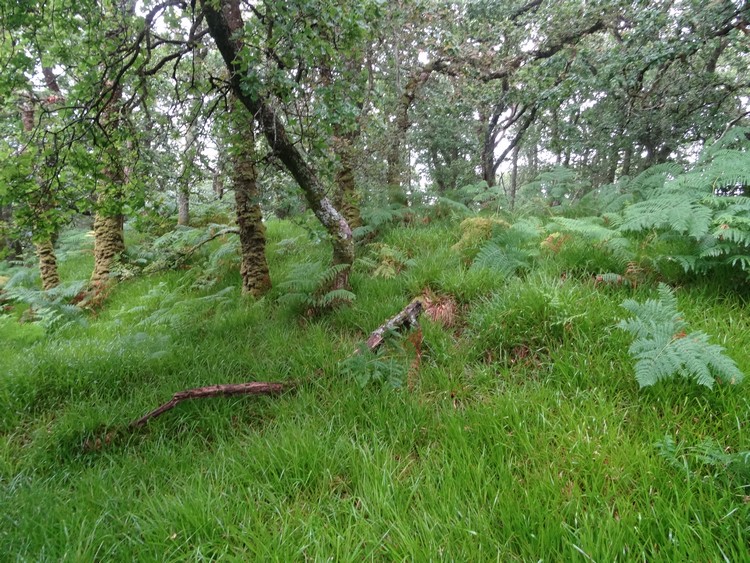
1 216 749 561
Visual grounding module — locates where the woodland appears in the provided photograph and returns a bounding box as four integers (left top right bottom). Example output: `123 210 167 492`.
1 0 750 559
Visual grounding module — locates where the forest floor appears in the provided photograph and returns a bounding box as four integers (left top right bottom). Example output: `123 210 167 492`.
1 215 750 560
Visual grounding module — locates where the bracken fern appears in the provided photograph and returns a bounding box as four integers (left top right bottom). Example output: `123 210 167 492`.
277 261 355 313
617 284 743 389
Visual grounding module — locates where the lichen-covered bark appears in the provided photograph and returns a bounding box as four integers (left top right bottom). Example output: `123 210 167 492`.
177 110 198 226
201 0 354 290
231 100 271 297
90 211 125 287
35 239 60 290
333 134 362 229
90 74 127 288
177 190 190 226
20 89 60 289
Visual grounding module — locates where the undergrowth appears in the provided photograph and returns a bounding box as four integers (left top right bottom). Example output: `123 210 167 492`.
1 212 749 561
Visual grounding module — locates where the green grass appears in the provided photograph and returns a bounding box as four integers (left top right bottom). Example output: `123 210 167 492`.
1 217 749 560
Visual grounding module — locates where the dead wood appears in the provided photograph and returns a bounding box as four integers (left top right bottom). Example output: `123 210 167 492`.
361 299 423 353
130 382 285 428
130 299 423 429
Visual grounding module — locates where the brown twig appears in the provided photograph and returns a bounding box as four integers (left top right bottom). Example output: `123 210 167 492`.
130 382 286 428
180 228 240 260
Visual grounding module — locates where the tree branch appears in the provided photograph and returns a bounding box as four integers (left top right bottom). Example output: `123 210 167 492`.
130 382 286 428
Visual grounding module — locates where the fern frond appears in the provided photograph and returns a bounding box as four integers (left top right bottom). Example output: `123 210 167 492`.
360 204 411 228
276 292 314 308
277 261 355 314
209 240 240 262
434 197 474 216
4 268 40 289
553 217 618 241
318 263 351 287
552 216 633 260
620 194 712 239
617 284 743 389
627 162 684 197
317 289 356 307
471 242 533 277
352 225 377 240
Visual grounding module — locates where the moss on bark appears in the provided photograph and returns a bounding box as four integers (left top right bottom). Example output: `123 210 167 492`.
333 137 363 230
35 239 60 290
90 212 125 287
231 101 271 297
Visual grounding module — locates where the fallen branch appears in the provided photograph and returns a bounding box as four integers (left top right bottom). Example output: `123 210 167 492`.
130 299 423 429
130 382 285 428
361 299 423 353
181 228 240 261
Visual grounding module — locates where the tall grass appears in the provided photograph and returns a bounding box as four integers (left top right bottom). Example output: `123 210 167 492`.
1 216 749 560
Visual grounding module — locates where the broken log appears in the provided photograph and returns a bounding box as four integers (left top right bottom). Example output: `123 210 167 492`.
130 382 285 428
361 299 423 353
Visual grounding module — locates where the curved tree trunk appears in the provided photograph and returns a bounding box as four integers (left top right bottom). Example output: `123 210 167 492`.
201 0 354 289
230 99 271 297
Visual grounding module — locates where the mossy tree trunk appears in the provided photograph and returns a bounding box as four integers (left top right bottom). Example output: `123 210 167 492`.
230 98 271 297
35 239 60 290
21 96 60 290
90 84 126 288
201 0 354 290
333 132 362 230
90 207 125 287
177 190 190 227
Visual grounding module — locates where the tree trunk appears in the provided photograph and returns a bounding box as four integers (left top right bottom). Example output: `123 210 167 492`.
90 104 126 287
201 0 354 290
177 190 190 226
528 141 539 181
35 239 60 290
621 144 633 177
481 123 497 187
1 207 22 262
386 126 408 206
177 108 193 224
230 99 271 297
510 144 520 211
21 95 60 289
386 60 449 204
333 133 363 229
606 145 618 184
90 210 125 287
213 172 225 199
